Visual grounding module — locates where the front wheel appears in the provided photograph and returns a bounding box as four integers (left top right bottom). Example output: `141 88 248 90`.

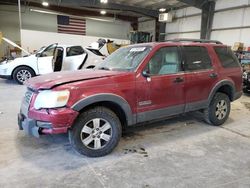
13 66 35 85
204 92 231 126
69 107 122 157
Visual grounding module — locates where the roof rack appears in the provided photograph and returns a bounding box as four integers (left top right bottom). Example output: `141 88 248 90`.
165 38 223 44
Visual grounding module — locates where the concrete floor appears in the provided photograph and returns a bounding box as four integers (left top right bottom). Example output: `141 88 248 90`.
0 78 250 188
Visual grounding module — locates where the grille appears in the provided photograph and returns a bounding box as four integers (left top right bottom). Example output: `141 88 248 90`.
21 90 33 117
24 90 33 105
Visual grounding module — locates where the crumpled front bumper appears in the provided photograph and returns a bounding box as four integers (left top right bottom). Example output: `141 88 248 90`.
18 113 40 137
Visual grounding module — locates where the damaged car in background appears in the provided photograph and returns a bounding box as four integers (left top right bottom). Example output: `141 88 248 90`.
0 40 105 84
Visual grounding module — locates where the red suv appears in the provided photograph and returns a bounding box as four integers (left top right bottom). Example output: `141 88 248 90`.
18 39 242 157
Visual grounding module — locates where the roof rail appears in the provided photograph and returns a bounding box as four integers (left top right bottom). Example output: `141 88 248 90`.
165 38 223 44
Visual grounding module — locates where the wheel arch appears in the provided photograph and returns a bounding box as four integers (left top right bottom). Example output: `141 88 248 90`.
208 80 235 102
71 94 135 127
11 65 36 79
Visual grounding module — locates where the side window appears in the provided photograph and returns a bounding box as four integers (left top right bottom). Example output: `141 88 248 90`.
66 46 84 57
146 46 181 75
214 47 240 68
183 46 212 71
41 47 55 57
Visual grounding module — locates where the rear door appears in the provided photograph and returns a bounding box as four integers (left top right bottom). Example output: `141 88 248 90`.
136 46 185 122
62 46 87 71
182 45 219 111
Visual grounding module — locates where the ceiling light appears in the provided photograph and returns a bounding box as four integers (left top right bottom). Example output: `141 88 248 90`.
42 1 49 6
100 10 106 15
100 0 108 3
159 8 166 12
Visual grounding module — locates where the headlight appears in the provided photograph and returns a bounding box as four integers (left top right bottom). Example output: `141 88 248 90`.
0 61 6 65
34 90 70 110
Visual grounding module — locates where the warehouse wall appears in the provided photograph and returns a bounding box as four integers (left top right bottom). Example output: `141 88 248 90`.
138 17 156 41
164 7 201 40
20 29 129 56
211 0 250 47
0 5 131 58
164 0 250 47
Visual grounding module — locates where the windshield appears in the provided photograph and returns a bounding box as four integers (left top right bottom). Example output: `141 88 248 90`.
35 46 46 54
96 45 151 71
40 43 57 57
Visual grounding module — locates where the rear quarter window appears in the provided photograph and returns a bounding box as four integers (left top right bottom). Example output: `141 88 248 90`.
66 46 85 57
214 47 240 68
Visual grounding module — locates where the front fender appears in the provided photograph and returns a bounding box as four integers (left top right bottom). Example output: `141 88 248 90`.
71 93 135 126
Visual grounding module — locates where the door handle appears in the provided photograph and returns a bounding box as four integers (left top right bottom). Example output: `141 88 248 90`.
174 77 184 83
209 73 218 78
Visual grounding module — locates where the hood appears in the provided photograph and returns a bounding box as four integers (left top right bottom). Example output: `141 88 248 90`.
2 37 30 55
26 69 125 90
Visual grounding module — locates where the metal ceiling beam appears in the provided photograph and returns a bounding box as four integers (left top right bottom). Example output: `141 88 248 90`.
178 0 216 39
200 1 215 39
177 0 209 10
59 0 159 18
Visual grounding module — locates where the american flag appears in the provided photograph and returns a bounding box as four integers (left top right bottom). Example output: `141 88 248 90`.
57 15 86 35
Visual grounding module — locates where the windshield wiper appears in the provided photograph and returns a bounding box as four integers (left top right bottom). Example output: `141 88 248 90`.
98 66 110 71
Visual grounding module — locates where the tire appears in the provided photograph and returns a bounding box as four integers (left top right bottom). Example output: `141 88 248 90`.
69 107 122 157
204 92 231 126
13 66 35 85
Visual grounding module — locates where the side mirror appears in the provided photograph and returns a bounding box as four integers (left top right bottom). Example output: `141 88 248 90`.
142 70 150 78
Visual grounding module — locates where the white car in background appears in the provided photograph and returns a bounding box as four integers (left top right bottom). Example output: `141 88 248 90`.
0 43 105 84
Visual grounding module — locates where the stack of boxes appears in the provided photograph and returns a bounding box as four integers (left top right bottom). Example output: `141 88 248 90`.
232 42 250 52
232 42 244 51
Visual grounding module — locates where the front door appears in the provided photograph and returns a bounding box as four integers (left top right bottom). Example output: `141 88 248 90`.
136 46 185 123
37 44 55 75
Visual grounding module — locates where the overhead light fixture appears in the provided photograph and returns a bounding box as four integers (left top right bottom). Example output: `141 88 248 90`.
30 8 116 22
159 8 166 12
42 1 49 7
100 10 107 15
30 8 58 15
100 0 108 3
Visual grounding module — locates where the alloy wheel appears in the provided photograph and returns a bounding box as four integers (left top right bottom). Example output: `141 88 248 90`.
215 100 228 120
16 70 32 83
80 118 112 150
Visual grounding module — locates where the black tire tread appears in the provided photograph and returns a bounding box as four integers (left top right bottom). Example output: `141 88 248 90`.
69 106 122 157
13 66 35 85
204 92 230 126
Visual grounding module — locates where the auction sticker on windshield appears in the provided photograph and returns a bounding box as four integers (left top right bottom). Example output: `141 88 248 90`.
130 47 146 52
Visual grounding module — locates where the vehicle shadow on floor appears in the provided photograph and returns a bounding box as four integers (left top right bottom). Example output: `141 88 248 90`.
15 111 228 169
0 78 20 85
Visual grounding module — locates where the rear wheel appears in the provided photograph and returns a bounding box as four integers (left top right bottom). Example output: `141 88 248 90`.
69 107 122 157
13 66 35 85
204 92 231 126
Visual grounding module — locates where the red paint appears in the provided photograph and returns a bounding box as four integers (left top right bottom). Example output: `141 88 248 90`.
24 42 242 135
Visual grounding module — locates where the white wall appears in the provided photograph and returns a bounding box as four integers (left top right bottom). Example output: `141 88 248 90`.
20 29 129 56
0 5 131 58
211 0 250 47
165 7 201 40
164 0 250 47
